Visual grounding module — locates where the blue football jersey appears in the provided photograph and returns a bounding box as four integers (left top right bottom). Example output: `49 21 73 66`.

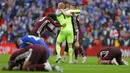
20 35 48 48
19 35 50 58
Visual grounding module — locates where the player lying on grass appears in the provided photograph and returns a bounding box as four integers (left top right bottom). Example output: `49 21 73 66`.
97 47 129 65
31 13 63 37
2 44 63 72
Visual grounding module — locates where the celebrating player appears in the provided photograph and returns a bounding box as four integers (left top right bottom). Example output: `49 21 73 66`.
55 2 86 63
31 13 63 37
2 44 63 72
55 2 74 64
68 3 86 64
97 47 129 65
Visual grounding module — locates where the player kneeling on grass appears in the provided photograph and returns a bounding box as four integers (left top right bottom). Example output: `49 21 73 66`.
97 47 129 65
2 44 63 72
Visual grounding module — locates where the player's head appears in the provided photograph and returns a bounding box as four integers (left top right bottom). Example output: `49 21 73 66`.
48 13 57 21
64 1 69 9
58 2 65 9
8 60 16 70
70 2 77 9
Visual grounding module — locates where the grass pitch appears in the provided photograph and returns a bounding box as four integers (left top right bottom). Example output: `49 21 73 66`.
0 55 130 73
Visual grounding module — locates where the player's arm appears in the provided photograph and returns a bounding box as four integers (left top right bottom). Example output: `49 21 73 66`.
2 65 20 71
98 57 102 64
22 49 33 70
56 9 62 16
22 60 32 70
98 57 112 64
60 9 72 16
2 61 17 71
45 17 63 27
8 62 15 70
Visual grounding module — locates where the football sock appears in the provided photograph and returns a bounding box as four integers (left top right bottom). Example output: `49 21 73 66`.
64 51 67 57
56 43 61 57
69 46 73 61
26 64 46 71
78 47 85 57
74 48 78 60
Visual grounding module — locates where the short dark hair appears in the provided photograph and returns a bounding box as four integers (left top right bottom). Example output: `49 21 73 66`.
47 13 59 24
64 1 68 4
48 13 57 20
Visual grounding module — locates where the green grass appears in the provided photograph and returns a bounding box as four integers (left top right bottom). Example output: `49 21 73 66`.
0 55 130 73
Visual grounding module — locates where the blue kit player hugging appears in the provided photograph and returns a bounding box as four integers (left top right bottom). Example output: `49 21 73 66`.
15 35 50 59
2 35 63 72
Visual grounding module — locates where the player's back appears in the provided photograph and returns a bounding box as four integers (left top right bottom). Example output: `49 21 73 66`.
20 35 48 49
25 44 50 60
107 48 121 56
97 47 121 58
10 44 50 64
10 46 31 63
33 17 48 29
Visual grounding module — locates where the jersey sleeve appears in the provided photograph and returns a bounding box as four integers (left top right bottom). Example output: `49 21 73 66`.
55 9 62 15
56 10 66 25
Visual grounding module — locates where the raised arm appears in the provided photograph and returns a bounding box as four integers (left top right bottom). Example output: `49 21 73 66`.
60 9 72 16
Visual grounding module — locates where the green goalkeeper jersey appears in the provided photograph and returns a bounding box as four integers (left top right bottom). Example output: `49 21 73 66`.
56 9 65 25
56 9 74 30
64 9 80 29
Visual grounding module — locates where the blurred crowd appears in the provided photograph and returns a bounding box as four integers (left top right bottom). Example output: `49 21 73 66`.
0 0 130 47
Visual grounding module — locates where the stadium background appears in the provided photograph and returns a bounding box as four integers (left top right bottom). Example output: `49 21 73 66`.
0 0 130 57
0 0 130 73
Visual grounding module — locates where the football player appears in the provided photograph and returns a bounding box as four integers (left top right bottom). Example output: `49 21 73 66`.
2 44 63 72
15 35 48 49
31 13 63 37
97 47 129 65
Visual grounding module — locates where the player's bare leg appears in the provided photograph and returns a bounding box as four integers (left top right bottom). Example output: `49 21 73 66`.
68 43 73 64
78 47 86 63
74 48 79 63
61 52 67 63
62 42 68 63
74 46 86 64
98 58 119 65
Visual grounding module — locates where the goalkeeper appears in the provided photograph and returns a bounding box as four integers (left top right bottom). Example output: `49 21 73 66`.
55 2 74 64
